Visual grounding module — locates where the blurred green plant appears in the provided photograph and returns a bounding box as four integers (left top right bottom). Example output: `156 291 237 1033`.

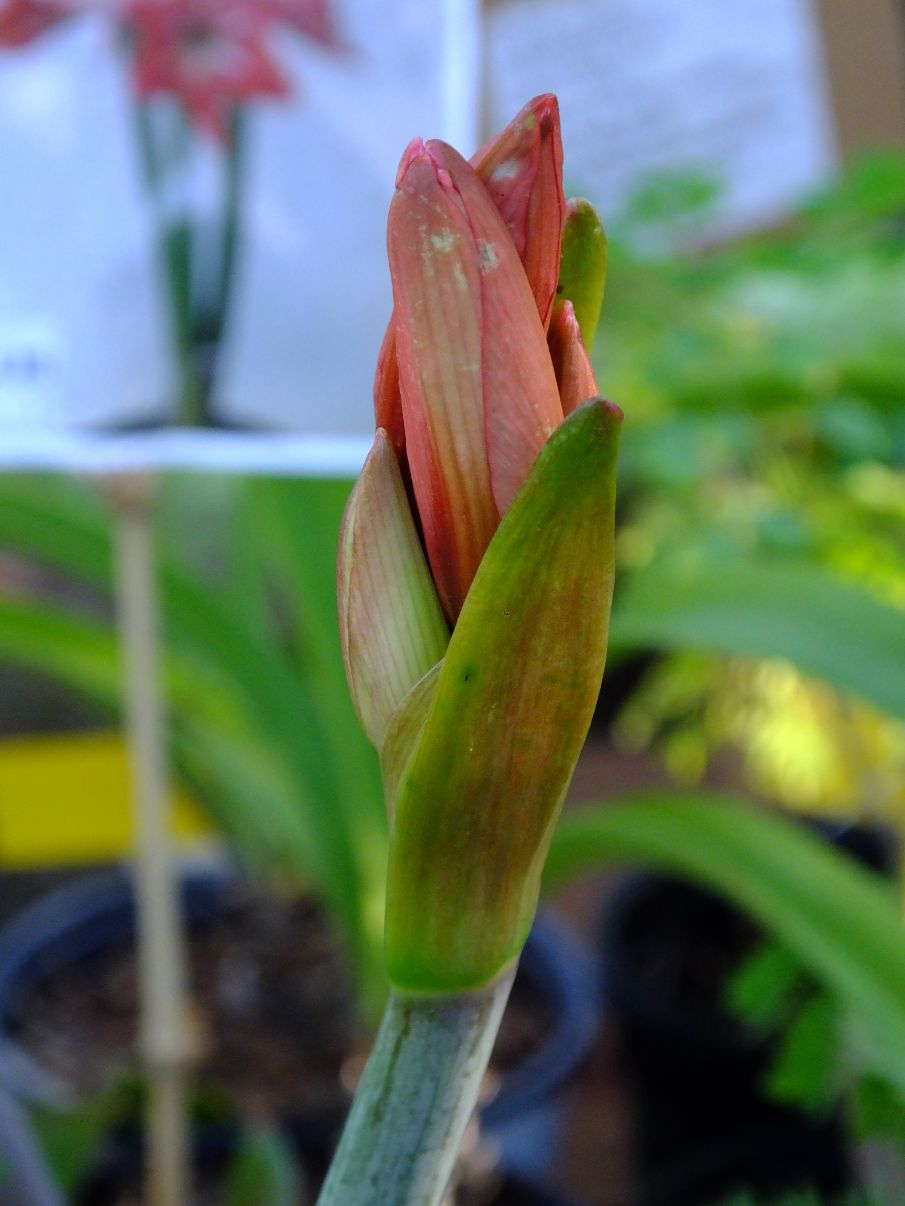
596 151 905 830
1 153 905 1197
0 473 388 1016
226 1124 304 1206
28 1071 303 1204
723 913 905 1171
546 795 905 1096
716 1190 886 1205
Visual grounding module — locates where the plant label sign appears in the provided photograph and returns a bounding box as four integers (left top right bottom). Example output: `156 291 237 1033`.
0 0 480 472
486 0 836 245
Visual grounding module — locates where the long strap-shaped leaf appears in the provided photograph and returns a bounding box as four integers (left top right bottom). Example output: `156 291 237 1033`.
0 475 390 997
239 477 390 1009
0 600 320 878
609 559 905 722
242 479 387 844
545 793 905 1091
0 474 370 982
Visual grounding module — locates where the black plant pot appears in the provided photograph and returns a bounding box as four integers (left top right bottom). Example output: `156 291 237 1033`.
603 872 854 1205
0 868 597 1199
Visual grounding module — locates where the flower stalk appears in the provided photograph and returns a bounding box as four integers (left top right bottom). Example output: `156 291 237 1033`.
317 970 515 1206
329 93 620 1203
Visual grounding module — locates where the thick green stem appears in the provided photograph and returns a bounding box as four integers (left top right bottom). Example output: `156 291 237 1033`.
317 966 516 1206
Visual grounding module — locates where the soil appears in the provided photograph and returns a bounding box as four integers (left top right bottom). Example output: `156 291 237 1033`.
9 882 552 1204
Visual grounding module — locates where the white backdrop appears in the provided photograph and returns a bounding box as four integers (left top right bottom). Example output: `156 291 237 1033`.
486 0 836 245
0 0 836 470
0 0 480 471
214 0 481 433
0 17 174 433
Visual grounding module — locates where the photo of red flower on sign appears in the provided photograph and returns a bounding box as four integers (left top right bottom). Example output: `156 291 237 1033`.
0 0 342 137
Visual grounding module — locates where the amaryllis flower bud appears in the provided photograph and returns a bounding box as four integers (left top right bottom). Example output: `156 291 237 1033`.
388 138 564 621
341 103 607 759
338 97 621 993
375 94 566 458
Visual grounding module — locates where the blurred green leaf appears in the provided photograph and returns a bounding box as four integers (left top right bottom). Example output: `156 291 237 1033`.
764 992 840 1113
0 473 386 1007
545 794 905 1092
619 170 720 235
610 560 905 722
0 599 322 880
226 1125 303 1206
800 151 905 226
0 601 121 707
726 940 805 1031
30 1104 107 1195
853 1073 905 1150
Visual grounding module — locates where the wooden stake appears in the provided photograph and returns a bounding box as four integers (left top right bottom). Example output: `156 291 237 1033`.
110 474 193 1206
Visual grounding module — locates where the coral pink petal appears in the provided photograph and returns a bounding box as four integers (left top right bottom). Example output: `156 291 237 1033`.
548 300 599 416
0 0 66 45
388 146 500 620
426 140 563 519
373 319 406 461
472 94 565 329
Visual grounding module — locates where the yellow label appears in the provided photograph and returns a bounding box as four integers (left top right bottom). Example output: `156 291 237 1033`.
0 731 210 867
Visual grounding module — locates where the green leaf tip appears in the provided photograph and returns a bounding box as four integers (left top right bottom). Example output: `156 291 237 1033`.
384 398 622 993
558 198 607 349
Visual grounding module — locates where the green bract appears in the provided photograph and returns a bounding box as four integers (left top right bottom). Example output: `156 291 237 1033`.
384 398 622 993
558 198 608 349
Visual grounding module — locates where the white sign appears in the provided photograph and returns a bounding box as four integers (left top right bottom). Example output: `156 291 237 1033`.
213 0 480 434
0 0 480 470
0 17 175 435
486 0 836 243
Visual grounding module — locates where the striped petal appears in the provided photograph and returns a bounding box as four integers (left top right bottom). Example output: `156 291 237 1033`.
388 141 498 620
374 96 566 461
389 139 563 619
337 429 449 748
548 300 598 416
373 318 405 463
473 93 565 330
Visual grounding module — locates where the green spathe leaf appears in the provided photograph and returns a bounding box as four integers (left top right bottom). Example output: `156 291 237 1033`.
380 663 441 817
385 398 622 992
558 198 607 348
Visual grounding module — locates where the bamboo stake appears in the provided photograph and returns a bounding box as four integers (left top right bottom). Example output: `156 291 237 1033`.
110 475 193 1206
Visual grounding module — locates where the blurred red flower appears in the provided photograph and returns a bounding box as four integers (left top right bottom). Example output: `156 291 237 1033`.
129 1 287 139
0 0 71 45
0 0 342 137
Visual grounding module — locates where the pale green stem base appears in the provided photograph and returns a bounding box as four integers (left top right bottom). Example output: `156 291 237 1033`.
317 966 516 1206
